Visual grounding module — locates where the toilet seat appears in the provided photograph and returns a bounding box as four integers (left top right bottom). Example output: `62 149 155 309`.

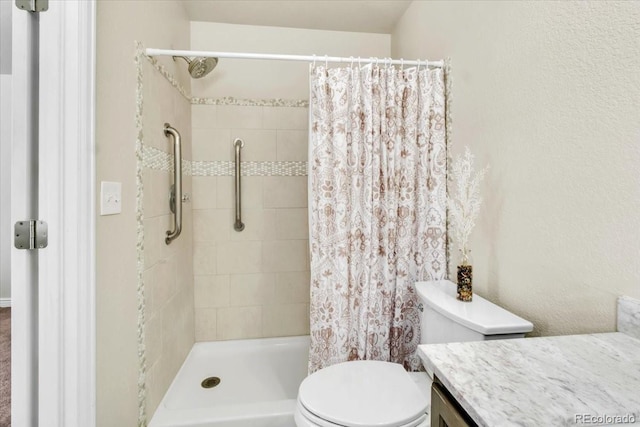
296 361 429 427
295 399 429 427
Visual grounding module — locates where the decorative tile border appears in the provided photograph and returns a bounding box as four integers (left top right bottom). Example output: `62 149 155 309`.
142 145 173 171
143 144 307 176
188 160 232 176
192 96 309 108
134 42 148 427
138 41 190 102
618 296 640 340
191 160 308 176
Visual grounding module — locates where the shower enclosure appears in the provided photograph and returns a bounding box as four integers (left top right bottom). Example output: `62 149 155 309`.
135 22 438 427
137 45 313 424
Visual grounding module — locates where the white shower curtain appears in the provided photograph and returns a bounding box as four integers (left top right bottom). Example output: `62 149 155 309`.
308 64 447 372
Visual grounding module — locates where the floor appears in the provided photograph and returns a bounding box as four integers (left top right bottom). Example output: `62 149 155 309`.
0 307 10 426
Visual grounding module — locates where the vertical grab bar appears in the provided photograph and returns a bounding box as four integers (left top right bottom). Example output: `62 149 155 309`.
165 123 182 244
234 138 245 232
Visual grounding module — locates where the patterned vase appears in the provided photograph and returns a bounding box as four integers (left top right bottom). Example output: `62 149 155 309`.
456 264 473 301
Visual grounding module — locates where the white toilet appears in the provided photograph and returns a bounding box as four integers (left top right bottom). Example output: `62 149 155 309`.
294 280 534 427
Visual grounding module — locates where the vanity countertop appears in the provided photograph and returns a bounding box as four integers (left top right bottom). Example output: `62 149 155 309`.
419 332 640 426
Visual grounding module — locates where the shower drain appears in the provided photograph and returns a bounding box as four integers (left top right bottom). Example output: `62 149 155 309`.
201 376 221 389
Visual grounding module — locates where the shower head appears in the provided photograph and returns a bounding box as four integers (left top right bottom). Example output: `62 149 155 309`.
173 56 218 79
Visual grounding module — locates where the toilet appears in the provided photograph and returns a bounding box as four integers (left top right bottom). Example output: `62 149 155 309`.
294 280 534 427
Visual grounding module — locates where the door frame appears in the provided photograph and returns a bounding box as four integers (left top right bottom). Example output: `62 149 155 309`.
11 1 96 425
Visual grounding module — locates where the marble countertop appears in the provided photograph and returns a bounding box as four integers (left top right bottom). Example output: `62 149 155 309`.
419 332 640 426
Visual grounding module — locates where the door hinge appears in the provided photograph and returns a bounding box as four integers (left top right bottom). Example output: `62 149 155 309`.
15 0 48 12
14 220 48 250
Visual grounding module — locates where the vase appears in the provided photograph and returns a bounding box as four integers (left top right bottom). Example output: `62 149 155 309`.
456 264 473 301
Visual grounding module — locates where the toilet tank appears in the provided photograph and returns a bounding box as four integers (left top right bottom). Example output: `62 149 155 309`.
415 280 533 345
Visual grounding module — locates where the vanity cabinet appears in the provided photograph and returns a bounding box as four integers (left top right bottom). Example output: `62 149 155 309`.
431 376 478 427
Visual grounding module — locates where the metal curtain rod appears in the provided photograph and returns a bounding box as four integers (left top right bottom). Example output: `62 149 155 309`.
145 48 444 68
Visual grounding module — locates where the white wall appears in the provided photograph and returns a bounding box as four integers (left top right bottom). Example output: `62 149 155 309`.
392 1 640 336
0 0 12 306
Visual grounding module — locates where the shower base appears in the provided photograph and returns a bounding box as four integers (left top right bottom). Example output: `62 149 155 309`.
149 335 310 427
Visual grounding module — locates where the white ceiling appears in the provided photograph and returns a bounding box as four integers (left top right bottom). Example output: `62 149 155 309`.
183 0 413 34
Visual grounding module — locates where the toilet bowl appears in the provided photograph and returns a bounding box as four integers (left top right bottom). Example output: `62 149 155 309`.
295 280 533 427
295 360 429 427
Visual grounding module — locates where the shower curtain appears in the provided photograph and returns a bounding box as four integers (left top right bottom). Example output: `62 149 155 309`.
308 64 447 372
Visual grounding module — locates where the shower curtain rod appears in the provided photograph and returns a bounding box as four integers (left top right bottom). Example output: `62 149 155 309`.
145 48 444 68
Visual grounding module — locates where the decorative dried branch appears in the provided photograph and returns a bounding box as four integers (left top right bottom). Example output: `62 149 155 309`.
447 147 488 265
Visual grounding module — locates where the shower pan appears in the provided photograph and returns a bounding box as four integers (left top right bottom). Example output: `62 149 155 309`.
149 336 310 427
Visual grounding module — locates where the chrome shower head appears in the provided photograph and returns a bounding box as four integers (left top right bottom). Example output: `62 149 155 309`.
173 56 218 79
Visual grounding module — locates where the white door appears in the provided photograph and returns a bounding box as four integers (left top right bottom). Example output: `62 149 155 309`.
11 5 40 425
11 1 96 426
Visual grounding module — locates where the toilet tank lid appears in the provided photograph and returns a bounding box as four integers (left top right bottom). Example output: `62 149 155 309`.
415 280 533 335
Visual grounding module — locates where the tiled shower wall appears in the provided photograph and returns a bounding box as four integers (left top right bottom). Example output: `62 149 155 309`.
141 60 195 416
188 20 391 343
191 103 311 341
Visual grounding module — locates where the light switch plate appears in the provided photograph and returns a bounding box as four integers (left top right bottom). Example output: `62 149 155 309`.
100 181 122 215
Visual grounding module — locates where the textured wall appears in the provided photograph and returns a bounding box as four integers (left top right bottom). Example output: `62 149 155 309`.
95 1 190 425
392 1 640 336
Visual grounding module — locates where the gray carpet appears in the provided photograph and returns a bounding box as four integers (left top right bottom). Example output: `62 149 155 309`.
0 308 10 426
